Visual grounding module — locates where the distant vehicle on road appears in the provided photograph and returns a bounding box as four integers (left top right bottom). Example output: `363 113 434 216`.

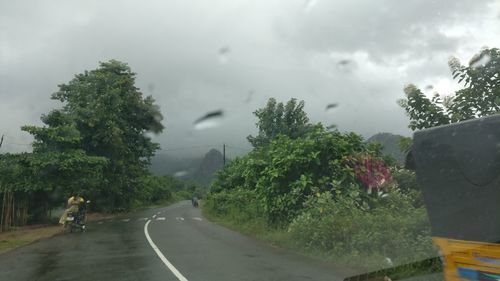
191 197 199 208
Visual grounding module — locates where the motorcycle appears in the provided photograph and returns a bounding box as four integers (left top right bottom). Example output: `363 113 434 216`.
191 197 199 208
65 200 90 233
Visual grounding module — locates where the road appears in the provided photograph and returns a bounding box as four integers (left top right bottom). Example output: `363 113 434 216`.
0 201 350 281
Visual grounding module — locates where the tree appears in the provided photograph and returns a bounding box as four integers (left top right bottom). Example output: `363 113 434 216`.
212 124 389 224
399 47 500 130
247 98 312 147
0 113 108 229
24 60 164 211
398 85 451 130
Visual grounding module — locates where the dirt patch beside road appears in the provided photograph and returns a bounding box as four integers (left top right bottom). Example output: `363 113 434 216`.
0 212 119 255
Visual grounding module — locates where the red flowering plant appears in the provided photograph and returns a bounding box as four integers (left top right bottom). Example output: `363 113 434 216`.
346 154 392 196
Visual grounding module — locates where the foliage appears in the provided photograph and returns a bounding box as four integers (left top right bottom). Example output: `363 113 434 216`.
0 150 108 226
392 168 418 191
346 155 392 193
22 60 164 211
398 47 500 130
204 186 436 272
287 190 437 271
447 48 500 121
398 136 412 153
133 175 173 207
211 124 389 225
398 85 450 130
204 98 436 273
204 188 265 225
367 133 408 165
247 98 313 148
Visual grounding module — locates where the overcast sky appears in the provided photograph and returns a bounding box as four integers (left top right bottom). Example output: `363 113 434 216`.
1 0 499 158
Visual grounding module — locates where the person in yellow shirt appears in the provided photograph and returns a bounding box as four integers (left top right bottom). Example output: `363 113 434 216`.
59 193 84 225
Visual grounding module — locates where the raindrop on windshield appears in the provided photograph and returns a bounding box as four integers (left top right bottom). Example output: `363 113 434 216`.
218 46 230 64
471 53 491 69
338 59 350 65
326 103 338 112
173 171 188 178
326 124 337 130
337 59 355 72
425 85 434 91
193 110 224 130
147 83 155 93
245 90 254 104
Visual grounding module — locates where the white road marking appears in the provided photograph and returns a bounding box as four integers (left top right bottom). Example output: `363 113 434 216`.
175 217 184 221
192 217 202 221
152 214 157 219
97 221 103 224
121 219 130 222
156 217 166 221
144 220 188 281
157 211 162 215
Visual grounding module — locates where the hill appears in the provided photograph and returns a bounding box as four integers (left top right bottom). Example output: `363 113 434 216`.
367 132 406 164
150 149 224 186
193 149 224 185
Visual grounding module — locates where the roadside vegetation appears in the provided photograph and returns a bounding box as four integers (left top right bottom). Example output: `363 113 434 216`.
203 122 435 272
204 47 499 275
0 61 197 233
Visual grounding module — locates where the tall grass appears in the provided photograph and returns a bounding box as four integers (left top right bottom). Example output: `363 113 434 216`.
203 188 441 276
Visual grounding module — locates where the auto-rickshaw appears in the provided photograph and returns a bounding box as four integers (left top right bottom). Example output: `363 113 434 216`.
412 114 500 281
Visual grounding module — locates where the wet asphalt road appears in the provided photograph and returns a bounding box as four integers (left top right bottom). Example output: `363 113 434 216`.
0 201 350 281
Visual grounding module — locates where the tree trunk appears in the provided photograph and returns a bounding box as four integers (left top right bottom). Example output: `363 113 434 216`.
0 192 5 232
1 192 13 232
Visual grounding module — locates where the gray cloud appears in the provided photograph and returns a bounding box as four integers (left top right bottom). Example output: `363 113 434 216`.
275 0 491 60
1 0 499 158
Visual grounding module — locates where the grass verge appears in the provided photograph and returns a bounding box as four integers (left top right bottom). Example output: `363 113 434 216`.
0 225 62 254
202 203 444 281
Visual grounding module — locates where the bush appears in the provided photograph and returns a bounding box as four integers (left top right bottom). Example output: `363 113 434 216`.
133 175 174 208
210 126 389 225
391 168 425 207
204 188 266 225
392 168 419 191
287 190 437 271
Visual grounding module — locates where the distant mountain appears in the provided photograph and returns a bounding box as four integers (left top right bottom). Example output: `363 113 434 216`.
367 132 406 164
149 149 224 186
149 154 203 178
193 149 224 185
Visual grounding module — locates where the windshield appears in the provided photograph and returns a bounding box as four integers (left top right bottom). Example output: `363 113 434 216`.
1 1 499 281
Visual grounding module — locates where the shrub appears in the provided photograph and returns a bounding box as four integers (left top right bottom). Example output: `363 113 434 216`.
287 190 437 271
204 188 265 225
209 126 390 225
133 175 173 207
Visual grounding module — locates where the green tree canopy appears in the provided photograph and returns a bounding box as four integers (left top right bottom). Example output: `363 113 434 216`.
22 60 165 211
399 47 500 130
247 98 312 147
213 125 390 224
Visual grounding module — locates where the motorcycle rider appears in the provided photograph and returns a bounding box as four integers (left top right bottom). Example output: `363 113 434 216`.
59 193 84 226
192 196 199 207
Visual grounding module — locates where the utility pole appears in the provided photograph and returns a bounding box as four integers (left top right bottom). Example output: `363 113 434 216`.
0 134 3 149
223 143 226 167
